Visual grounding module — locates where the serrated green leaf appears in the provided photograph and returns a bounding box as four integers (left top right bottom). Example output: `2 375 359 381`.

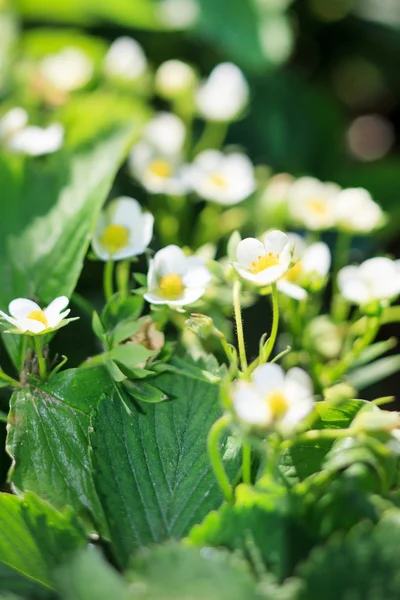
90 359 240 567
6 367 113 534
0 125 135 369
55 549 129 600
280 400 366 483
128 542 262 600
297 512 400 600
188 482 312 580
0 492 85 591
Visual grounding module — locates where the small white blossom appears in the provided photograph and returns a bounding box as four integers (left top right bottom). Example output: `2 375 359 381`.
196 63 249 122
335 188 383 233
144 245 211 307
92 197 154 261
158 0 200 29
288 176 340 230
0 108 28 140
277 234 331 300
0 296 75 335
189 150 255 205
144 112 186 156
338 257 400 306
155 59 196 98
7 123 64 156
233 230 292 286
232 363 314 433
129 142 189 195
39 47 93 92
104 37 147 82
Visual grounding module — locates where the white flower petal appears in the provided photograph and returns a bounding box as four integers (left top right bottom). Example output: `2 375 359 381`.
263 230 289 254
104 36 147 81
153 245 187 277
236 238 265 269
302 242 331 276
233 382 271 426
277 279 307 300
9 298 41 319
109 196 142 226
252 363 285 396
0 311 18 328
234 263 288 286
182 258 211 287
285 368 314 404
16 317 47 334
44 296 69 327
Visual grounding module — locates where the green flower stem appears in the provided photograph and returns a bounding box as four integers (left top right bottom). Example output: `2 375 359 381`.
34 336 47 381
103 260 114 303
193 121 228 156
281 427 352 450
20 334 28 371
331 231 352 322
0 369 20 389
233 280 247 372
116 259 131 300
260 283 279 364
242 443 252 485
328 316 380 383
207 415 234 504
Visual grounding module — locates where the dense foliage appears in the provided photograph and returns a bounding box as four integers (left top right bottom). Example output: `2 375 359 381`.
1 0 400 598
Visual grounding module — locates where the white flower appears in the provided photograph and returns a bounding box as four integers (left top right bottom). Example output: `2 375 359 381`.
144 245 211 307
0 296 75 335
92 197 154 261
0 108 28 140
7 123 64 156
288 176 340 230
232 363 314 433
39 47 93 92
128 142 189 195
189 150 255 205
104 37 147 82
277 234 331 300
338 257 400 306
158 0 200 29
196 63 249 122
155 59 196 98
144 112 186 155
335 188 383 233
233 230 292 286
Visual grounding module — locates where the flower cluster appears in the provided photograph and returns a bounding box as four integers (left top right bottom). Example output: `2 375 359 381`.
263 174 384 234
0 108 63 156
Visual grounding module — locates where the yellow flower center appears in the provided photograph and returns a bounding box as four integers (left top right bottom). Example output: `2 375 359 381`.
267 391 288 418
209 172 228 188
306 198 328 215
284 260 303 283
148 159 173 179
159 273 184 300
250 253 280 274
101 224 129 255
27 310 48 327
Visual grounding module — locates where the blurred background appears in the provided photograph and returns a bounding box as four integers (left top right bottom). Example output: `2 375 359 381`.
1 0 400 485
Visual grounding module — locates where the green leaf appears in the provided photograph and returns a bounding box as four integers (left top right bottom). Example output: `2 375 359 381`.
347 355 400 390
297 512 400 600
196 0 294 71
0 563 53 599
92 311 105 341
111 320 142 345
55 549 129 600
189 482 312 580
109 343 155 369
123 380 168 403
129 542 262 600
0 124 135 368
0 492 85 591
18 0 165 30
90 358 240 567
280 400 366 483
6 367 114 533
352 337 397 368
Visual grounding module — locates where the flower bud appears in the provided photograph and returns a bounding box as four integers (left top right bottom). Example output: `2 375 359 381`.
155 60 196 99
185 313 215 339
